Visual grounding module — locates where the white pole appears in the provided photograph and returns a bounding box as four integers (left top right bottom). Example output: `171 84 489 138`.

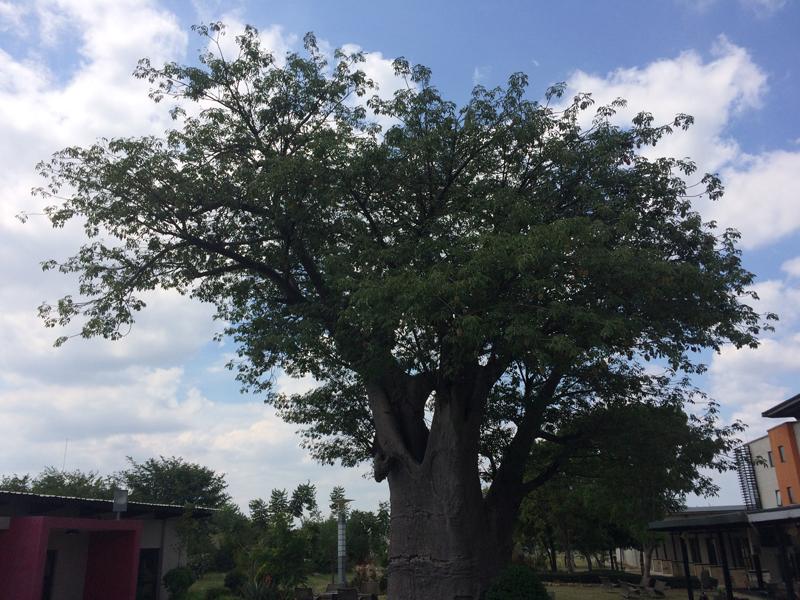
337 508 347 585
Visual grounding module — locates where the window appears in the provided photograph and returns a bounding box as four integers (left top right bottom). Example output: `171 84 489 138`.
779 445 786 462
776 489 783 506
768 450 774 467
788 487 795 504
689 538 702 563
706 538 718 565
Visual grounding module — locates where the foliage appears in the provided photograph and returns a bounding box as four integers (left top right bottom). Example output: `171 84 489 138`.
0 466 113 498
224 570 247 594
164 566 197 600
518 402 740 577
119 456 230 508
240 579 281 600
347 504 390 565
486 564 549 600
0 473 32 492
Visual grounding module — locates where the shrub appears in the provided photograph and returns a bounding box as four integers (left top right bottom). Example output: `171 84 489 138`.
162 566 196 600
486 564 549 600
224 570 247 594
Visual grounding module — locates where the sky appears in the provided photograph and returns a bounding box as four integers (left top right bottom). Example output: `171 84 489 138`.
0 0 798 511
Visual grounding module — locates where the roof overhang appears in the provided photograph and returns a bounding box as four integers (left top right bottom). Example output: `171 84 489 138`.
0 490 215 518
650 511 749 532
763 393 800 419
650 504 800 532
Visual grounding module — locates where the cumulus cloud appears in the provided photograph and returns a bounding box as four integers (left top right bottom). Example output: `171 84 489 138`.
711 151 800 249
782 256 800 278
566 35 766 173
565 37 800 250
0 1 385 510
706 278 800 437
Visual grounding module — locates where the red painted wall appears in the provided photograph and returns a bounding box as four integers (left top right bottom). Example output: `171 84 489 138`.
84 529 141 600
0 517 49 600
0 516 142 600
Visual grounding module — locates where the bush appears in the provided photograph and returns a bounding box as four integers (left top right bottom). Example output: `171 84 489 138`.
486 564 549 600
224 570 247 594
163 566 196 600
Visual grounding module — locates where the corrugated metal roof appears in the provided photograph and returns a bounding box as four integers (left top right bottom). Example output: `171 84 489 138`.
0 489 215 517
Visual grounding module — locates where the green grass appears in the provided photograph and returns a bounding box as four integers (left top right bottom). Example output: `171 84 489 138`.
186 571 387 599
544 584 694 599
187 572 229 600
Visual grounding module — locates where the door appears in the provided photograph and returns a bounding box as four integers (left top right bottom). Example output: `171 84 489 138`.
135 549 161 600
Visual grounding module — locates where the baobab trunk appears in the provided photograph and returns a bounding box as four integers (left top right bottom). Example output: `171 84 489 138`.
380 392 517 599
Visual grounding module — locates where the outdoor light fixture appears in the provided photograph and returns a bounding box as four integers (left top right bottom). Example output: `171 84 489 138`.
112 488 128 520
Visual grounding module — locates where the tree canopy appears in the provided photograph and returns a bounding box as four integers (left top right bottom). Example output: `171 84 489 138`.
517 402 742 579
32 22 771 597
0 466 113 498
119 455 229 508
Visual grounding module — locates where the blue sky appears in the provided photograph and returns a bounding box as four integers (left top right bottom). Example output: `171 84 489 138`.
0 0 798 510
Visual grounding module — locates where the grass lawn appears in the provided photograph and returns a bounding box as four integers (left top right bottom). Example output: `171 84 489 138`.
187 571 227 599
187 571 387 599
545 584 693 599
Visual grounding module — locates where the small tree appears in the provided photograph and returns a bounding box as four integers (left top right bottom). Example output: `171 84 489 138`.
517 402 740 582
243 484 319 594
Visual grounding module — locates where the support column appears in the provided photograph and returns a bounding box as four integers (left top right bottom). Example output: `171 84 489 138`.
777 527 797 600
716 532 734 600
679 535 695 600
752 553 764 589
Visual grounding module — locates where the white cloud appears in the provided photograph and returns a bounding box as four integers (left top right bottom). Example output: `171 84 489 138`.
710 151 800 249
472 65 490 85
0 3 387 511
740 0 787 16
566 35 766 173
0 1 27 32
676 0 719 13
0 366 381 508
782 256 800 278
706 278 800 437
565 37 800 250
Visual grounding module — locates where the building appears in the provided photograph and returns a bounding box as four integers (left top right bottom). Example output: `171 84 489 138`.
645 393 800 600
0 490 212 600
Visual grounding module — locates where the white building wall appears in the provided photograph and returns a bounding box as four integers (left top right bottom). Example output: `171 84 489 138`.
160 518 184 575
749 435 779 509
48 531 89 600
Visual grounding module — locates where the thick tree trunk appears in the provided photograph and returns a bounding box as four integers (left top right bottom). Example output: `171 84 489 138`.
640 545 654 587
367 365 546 599
565 542 575 573
378 383 522 599
585 552 593 571
386 466 492 598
